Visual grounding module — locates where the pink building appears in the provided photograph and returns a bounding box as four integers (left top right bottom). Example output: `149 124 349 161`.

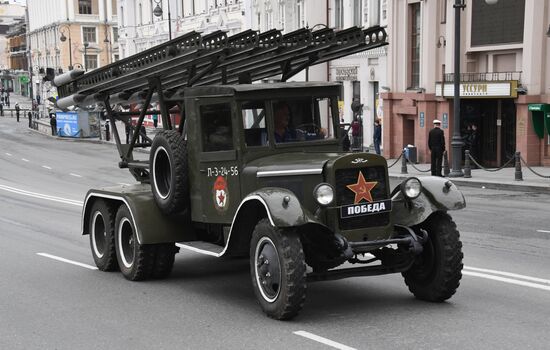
383 0 550 166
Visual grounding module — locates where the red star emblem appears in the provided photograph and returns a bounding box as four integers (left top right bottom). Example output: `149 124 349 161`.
218 192 225 204
346 172 377 204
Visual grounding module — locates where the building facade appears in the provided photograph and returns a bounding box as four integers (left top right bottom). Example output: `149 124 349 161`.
0 2 26 93
27 0 119 102
328 0 388 150
118 0 245 58
384 0 550 166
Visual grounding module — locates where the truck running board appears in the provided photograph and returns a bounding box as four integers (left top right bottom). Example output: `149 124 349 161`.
176 241 225 257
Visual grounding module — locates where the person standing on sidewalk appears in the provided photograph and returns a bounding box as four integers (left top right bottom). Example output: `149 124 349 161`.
0 102 3 116
373 118 382 155
152 113 158 128
15 103 20 122
49 113 57 136
28 111 32 128
428 119 445 177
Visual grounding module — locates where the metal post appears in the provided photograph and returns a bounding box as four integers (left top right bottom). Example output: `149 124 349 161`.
463 150 471 178
168 3 172 40
448 0 465 177
401 150 408 174
514 151 523 181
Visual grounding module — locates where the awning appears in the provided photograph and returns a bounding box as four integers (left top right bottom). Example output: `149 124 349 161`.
528 104 550 139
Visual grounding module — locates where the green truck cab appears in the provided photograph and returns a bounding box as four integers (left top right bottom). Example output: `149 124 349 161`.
82 82 465 320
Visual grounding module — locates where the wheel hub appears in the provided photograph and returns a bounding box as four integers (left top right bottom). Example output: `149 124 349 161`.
255 237 282 302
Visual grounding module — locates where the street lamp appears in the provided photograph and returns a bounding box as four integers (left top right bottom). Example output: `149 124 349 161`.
83 42 89 72
153 0 172 40
449 0 498 177
59 24 73 70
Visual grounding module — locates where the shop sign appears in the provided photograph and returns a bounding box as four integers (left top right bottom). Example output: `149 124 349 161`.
19 76 29 84
335 67 358 81
435 81 518 98
442 113 448 129
419 112 424 128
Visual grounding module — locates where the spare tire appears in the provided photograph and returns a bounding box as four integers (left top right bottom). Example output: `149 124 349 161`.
150 130 189 215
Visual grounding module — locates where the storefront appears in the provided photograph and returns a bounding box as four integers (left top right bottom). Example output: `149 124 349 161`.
435 80 518 167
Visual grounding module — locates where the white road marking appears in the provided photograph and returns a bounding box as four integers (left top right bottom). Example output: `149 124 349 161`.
69 173 82 178
21 158 29 162
464 266 550 285
463 271 550 292
6 152 12 156
537 229 550 233
42 165 52 170
37 253 98 270
0 183 83 207
294 331 356 350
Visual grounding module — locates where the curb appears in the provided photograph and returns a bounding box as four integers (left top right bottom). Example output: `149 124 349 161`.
389 173 550 194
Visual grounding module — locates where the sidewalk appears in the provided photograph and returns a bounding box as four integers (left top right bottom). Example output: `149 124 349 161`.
387 158 550 193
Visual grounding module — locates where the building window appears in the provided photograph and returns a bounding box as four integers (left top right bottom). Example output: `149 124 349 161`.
353 0 362 27
297 0 305 28
82 27 97 43
114 54 120 62
112 27 119 42
409 3 421 88
79 0 92 14
335 0 343 29
278 3 285 31
381 0 387 23
440 0 447 24
85 54 98 70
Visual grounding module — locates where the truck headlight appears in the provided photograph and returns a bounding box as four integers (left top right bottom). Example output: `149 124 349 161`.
313 183 334 206
401 177 422 199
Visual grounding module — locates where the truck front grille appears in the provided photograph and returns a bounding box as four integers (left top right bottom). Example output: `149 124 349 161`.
335 166 390 230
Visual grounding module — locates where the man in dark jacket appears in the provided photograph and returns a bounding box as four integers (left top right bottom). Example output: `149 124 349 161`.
373 118 382 155
428 119 445 176
15 103 20 122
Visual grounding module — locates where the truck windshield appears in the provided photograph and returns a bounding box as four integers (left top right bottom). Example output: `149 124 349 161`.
272 97 336 144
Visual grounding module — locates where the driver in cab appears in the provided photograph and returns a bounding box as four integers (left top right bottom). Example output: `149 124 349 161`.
273 102 326 143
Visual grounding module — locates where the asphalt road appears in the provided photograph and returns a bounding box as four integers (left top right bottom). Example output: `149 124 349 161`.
1 119 549 350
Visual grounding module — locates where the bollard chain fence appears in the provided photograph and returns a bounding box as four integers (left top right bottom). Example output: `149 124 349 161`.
466 152 514 172
404 155 431 173
387 151 403 168
519 155 550 179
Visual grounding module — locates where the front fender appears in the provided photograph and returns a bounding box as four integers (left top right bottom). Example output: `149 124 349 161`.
391 176 466 227
243 187 319 228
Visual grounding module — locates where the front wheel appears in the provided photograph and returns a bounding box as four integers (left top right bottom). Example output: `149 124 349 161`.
402 212 463 302
250 219 306 320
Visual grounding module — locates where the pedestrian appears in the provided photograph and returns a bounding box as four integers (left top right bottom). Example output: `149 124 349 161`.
15 103 20 122
50 114 57 135
140 124 147 144
28 111 32 128
351 115 361 150
339 118 350 152
125 122 132 144
373 118 382 155
153 113 158 128
0 102 3 116
469 123 480 163
428 119 445 177
36 94 41 105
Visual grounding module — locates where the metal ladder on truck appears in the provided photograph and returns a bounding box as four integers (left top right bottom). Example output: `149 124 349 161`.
53 25 388 181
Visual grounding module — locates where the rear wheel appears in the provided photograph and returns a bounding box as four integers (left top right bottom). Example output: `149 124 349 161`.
88 199 118 271
114 205 155 281
250 219 306 320
402 212 463 302
150 130 189 215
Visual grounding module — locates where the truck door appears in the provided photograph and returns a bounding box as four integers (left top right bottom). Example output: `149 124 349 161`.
197 100 241 224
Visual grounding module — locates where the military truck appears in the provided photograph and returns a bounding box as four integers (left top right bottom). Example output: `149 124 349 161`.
54 26 465 320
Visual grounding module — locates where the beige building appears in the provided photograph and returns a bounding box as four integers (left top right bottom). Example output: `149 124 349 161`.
27 0 118 101
384 0 550 166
